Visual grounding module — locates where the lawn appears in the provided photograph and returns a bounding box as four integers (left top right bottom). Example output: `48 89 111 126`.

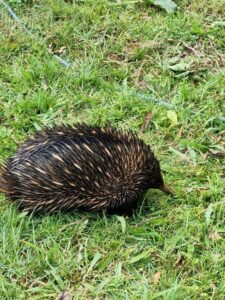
0 0 224 299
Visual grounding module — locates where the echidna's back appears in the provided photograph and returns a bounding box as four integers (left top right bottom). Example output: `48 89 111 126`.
0 125 155 213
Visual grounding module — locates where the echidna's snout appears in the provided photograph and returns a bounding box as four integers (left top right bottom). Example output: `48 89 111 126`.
159 185 174 196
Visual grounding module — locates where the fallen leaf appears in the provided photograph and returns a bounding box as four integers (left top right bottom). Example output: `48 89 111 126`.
205 204 213 226
55 46 67 55
212 21 225 28
152 271 161 284
209 231 221 241
42 82 48 91
151 0 177 13
169 146 188 161
168 62 190 72
141 112 153 133
174 255 184 268
168 56 180 65
188 148 197 165
116 215 126 233
167 110 178 125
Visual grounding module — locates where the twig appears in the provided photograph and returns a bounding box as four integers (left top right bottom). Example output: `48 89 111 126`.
141 112 153 133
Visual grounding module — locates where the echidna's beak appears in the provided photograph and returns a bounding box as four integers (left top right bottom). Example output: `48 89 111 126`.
159 185 174 196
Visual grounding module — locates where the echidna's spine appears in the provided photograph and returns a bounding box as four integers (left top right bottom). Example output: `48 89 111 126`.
0 124 170 215
0 165 9 193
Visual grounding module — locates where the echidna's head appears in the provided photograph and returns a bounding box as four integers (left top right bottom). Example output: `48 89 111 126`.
148 158 173 195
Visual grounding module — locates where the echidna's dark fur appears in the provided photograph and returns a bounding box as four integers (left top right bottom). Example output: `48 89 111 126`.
0 125 169 215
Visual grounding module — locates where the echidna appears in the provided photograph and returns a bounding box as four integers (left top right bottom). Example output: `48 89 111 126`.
0 125 173 215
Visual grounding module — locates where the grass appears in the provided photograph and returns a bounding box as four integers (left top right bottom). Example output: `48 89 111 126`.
0 0 225 299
